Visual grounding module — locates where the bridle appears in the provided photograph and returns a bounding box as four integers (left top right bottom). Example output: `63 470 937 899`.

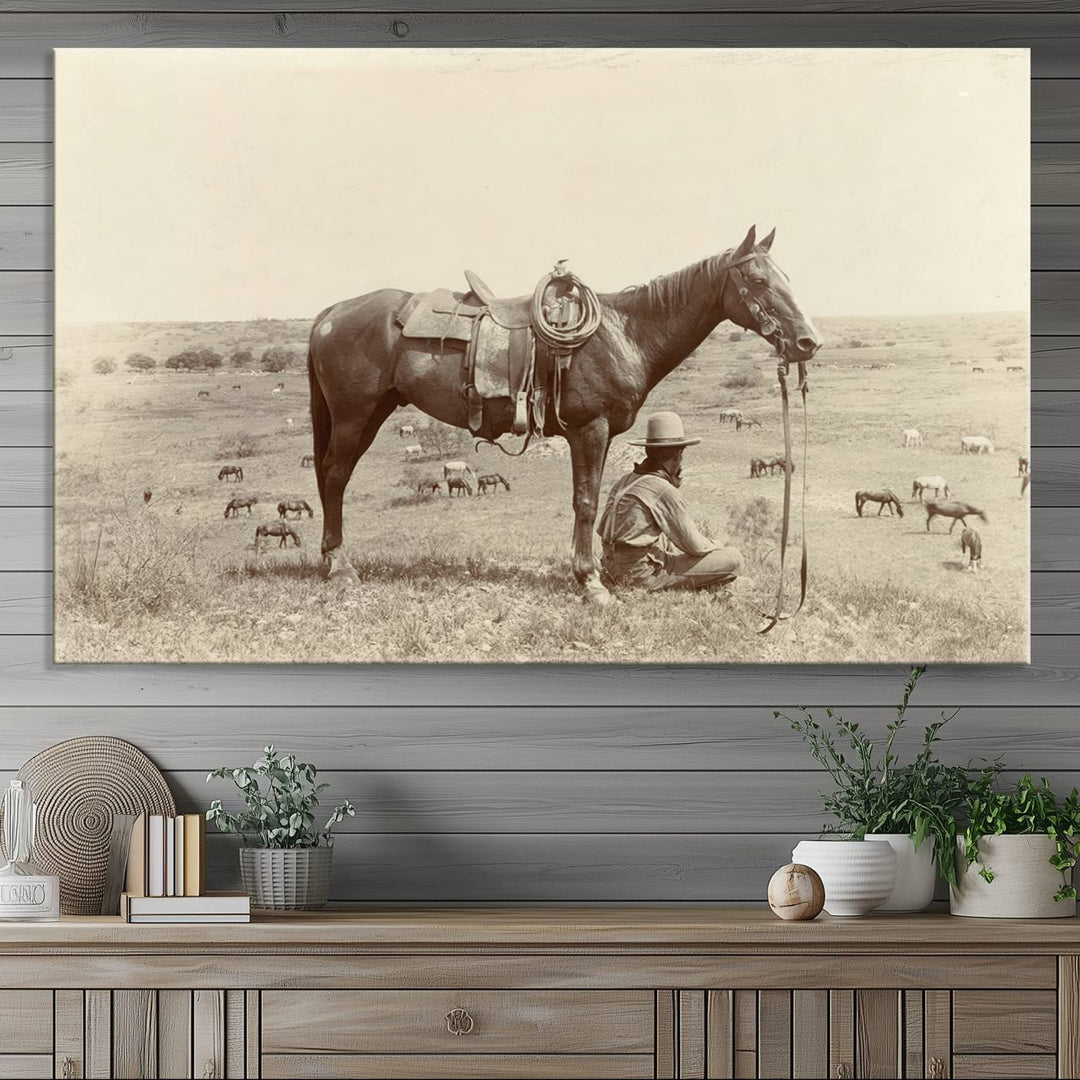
718 250 811 635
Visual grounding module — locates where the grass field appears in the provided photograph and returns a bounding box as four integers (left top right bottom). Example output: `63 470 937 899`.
54 311 1029 663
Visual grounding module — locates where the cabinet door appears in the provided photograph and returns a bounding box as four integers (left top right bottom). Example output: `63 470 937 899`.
0 990 53 1077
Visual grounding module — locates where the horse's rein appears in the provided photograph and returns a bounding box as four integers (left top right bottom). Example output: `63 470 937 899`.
724 258 810 635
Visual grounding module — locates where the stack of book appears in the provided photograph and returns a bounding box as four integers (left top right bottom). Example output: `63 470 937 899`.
120 813 250 923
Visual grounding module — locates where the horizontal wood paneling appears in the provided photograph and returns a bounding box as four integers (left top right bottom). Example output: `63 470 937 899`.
0 14 1069 78
0 6 1075 904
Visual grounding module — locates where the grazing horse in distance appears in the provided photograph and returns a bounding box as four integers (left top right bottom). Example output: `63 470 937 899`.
447 477 472 497
1021 471 1031 496
276 382 286 390
960 435 994 455
960 527 983 571
735 416 761 431
232 384 242 391
749 457 768 479
718 408 743 424
399 424 415 438
911 475 950 502
926 500 986 533
478 473 511 494
255 521 301 551
403 443 423 461
307 224 822 601
301 454 315 468
218 465 244 482
971 366 985 374
901 428 922 448
416 479 442 496
225 496 258 518
443 460 478 484
143 488 152 505
1018 456 1029 476
278 499 314 519
1007 365 1024 373
856 490 904 517
272 387 283 395
765 456 793 476
197 390 211 399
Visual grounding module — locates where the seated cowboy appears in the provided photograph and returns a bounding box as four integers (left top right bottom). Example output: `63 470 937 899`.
598 411 743 592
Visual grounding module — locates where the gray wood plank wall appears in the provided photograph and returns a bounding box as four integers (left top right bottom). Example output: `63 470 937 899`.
1 3 1076 903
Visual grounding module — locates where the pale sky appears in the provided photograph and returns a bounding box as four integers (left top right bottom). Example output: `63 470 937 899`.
56 48 1029 323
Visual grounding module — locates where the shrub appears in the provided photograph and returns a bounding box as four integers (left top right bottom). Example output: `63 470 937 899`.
125 352 156 371
261 345 300 373
728 332 743 343
165 346 222 371
722 367 763 390
230 348 255 368
217 430 259 459
92 355 117 374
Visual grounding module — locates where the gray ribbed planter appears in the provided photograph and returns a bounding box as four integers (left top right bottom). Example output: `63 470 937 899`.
950 835 1076 919
239 846 332 910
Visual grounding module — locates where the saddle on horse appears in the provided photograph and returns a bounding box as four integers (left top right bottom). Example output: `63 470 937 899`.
395 261 600 444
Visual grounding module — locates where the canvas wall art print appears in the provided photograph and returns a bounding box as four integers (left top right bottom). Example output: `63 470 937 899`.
54 48 1030 664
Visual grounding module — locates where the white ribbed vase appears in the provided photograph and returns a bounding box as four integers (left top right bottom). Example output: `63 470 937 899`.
791 839 898 917
239 846 332 910
864 833 937 912
950 835 1076 919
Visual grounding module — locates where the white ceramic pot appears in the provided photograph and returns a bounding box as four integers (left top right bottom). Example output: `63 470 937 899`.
791 839 898 917
864 833 937 912
950 834 1076 919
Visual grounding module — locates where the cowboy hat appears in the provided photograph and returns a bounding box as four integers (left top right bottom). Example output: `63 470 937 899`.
629 411 701 448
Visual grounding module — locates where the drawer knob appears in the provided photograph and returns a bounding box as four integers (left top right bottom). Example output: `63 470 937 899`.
446 1007 475 1036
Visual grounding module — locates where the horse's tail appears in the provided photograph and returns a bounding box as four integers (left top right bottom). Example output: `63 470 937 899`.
308 336 330 510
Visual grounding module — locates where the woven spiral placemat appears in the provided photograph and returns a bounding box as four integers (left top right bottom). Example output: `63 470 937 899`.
16 736 175 914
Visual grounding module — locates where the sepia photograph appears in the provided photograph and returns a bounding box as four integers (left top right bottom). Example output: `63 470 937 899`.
54 47 1030 664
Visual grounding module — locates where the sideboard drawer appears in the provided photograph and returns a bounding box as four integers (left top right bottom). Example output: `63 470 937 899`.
261 989 656 1055
953 990 1057 1053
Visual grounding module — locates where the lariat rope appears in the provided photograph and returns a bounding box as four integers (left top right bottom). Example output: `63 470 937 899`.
530 269 602 352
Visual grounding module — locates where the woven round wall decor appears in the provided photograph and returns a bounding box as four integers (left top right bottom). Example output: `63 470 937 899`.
16 736 175 914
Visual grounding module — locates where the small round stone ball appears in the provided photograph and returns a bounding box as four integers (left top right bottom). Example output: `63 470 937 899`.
768 862 826 921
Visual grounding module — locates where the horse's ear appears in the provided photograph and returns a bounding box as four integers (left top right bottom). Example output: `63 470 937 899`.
760 227 776 251
733 225 756 259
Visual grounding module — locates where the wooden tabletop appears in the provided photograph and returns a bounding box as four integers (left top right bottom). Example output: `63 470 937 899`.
2 906 1078 952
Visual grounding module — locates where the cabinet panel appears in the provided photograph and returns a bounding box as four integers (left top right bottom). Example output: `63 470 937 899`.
260 1054 654 1079
0 1056 51 1079
953 990 1057 1054
953 1054 1056 1078
113 990 157 1079
758 990 791 1079
791 990 827 1080
262 990 655 1055
0 990 51 1053
54 990 84 1080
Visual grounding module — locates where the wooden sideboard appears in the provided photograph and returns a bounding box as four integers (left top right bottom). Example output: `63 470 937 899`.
1 907 1078 1079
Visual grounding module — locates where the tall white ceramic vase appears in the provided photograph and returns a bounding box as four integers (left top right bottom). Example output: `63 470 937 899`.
791 839 898 917
864 833 936 912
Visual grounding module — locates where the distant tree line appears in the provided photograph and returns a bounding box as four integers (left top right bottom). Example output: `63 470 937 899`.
92 345 304 374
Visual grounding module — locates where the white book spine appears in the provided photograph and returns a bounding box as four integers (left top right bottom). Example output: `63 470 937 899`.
165 817 175 897
174 817 185 897
148 815 165 897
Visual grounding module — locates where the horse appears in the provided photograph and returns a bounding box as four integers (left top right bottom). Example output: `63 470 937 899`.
901 428 922 448
276 382 286 390
971 366 985 374
272 387 282 395
766 456 794 476
218 465 244 482
255 521 301 551
301 454 315 468
143 488 152 505
447 477 472 497
735 416 761 432
749 457 768 479
403 444 423 461
960 435 994 455
197 390 211 399
443 460 478 483
225 496 258 518
960 526 983 571
416 479 442 496
399 424 415 438
478 473 511 494
911 475 950 502
1021 471 1031 496
926 500 986 533
1007 365 1024 373
278 499 314 519
1018 456 1029 476
718 408 743 424
232 384 242 391
855 490 904 517
307 225 821 601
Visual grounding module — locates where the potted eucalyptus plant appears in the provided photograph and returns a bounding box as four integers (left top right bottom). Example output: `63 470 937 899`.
778 667 988 914
206 746 355 910
951 773 1080 919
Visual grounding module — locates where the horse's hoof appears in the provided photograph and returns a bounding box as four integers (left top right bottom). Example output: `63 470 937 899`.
582 584 613 607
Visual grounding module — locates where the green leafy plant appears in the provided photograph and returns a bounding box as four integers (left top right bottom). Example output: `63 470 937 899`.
776 667 996 886
960 773 1080 902
206 745 355 848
